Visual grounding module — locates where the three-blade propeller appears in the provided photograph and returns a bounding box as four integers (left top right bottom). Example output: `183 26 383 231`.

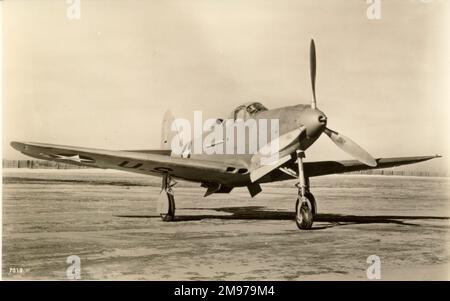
309 39 377 167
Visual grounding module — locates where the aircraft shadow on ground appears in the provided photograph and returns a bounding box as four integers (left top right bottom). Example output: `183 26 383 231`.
115 206 450 230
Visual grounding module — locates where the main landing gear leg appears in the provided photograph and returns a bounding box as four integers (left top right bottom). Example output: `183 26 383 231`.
295 150 316 230
157 173 176 222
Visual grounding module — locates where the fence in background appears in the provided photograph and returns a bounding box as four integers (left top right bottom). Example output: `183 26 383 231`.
348 169 446 177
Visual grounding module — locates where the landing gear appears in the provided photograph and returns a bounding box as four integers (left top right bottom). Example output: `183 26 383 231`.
295 193 314 230
157 173 176 222
295 150 316 230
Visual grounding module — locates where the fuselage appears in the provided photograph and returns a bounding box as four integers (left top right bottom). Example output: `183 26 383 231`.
178 103 327 186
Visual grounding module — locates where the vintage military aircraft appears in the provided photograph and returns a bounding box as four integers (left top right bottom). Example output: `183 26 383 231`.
11 40 440 230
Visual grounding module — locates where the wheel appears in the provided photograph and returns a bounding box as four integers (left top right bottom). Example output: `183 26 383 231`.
159 192 175 222
305 191 317 215
295 195 313 230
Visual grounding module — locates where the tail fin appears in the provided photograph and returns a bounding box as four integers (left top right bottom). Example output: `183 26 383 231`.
160 110 176 150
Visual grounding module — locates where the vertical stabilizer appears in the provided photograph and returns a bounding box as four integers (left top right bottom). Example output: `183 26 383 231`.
160 110 176 150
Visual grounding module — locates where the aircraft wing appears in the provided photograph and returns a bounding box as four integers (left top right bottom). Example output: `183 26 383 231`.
258 155 441 183
10 141 246 185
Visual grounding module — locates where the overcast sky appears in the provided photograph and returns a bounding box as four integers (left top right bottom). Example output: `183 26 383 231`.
3 0 449 173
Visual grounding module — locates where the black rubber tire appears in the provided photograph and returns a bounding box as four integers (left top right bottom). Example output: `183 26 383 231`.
305 191 317 215
295 195 314 230
160 193 175 222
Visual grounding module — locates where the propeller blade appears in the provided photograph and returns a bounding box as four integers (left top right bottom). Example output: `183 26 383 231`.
249 127 306 183
324 128 377 167
310 39 317 109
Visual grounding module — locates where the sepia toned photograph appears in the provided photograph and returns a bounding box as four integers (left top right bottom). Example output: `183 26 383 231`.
1 0 449 285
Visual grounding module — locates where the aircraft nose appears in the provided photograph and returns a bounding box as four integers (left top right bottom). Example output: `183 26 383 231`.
303 109 327 138
311 109 327 126
318 114 327 125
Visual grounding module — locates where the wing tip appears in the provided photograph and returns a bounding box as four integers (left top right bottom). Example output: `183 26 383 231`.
417 154 442 161
10 141 27 151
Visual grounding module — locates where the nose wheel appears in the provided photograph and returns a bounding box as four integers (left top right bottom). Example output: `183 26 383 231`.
157 173 176 222
295 193 315 230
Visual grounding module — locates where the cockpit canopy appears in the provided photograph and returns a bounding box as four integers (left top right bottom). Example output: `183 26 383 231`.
230 102 268 120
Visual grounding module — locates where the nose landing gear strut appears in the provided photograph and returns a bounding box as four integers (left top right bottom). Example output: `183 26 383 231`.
295 150 316 230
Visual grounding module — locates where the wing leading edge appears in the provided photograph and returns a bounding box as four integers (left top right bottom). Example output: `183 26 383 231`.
10 141 248 186
256 155 442 183
10 142 442 187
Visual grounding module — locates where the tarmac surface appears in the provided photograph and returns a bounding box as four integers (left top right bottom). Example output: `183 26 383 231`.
2 169 450 280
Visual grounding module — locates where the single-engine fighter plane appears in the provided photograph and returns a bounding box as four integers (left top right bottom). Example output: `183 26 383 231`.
11 40 441 230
